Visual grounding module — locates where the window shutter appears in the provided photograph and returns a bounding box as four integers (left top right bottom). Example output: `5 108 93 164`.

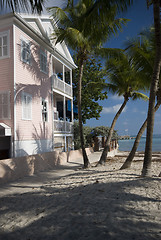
0 91 10 119
21 40 31 64
40 50 47 73
3 36 7 56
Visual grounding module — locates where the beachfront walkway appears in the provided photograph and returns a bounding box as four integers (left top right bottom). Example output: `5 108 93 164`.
0 151 161 240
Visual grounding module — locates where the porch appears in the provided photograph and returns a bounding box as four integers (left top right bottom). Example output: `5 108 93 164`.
54 120 73 133
53 92 73 134
51 73 72 97
51 57 74 137
51 58 73 97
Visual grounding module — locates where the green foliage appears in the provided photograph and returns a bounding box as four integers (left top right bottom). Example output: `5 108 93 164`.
73 121 92 149
1 0 45 13
125 27 156 82
73 121 118 150
125 27 161 97
49 0 129 52
73 55 108 123
91 126 118 139
99 48 150 100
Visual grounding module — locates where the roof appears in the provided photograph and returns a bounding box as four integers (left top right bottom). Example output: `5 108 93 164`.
0 12 77 69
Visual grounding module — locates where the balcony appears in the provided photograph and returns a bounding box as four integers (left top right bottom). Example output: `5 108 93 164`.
52 74 72 97
54 120 73 133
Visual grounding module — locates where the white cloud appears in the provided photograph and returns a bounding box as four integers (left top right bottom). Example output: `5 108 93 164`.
102 104 127 114
141 111 147 115
111 95 124 101
132 108 146 115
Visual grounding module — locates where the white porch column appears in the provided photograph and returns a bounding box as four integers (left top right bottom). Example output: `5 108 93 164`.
62 64 65 85
63 95 66 124
64 136 67 152
71 99 74 123
70 69 72 85
63 96 67 152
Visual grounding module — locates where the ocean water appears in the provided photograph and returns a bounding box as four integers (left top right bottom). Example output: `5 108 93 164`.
118 134 161 152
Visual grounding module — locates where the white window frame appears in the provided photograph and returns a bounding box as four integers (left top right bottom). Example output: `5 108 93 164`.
0 91 11 119
22 92 32 120
0 30 10 59
40 50 47 74
21 38 31 64
42 98 48 122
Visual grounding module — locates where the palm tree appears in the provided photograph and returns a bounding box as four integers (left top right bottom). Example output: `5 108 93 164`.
49 0 131 168
120 28 161 170
96 49 149 165
141 0 161 177
0 0 45 14
120 95 161 169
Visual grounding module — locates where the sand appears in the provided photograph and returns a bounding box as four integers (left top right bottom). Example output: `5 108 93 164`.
0 151 161 240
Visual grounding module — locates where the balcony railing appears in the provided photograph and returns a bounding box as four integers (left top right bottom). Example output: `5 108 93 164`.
52 74 72 97
54 120 73 133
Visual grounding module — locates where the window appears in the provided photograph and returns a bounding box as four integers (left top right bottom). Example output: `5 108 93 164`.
0 31 9 59
0 91 10 119
21 40 31 64
40 50 47 73
42 99 48 122
22 92 32 120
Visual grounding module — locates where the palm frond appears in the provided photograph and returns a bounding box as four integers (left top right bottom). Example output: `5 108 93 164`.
101 48 151 100
0 0 45 14
85 0 133 17
49 0 130 53
125 38 154 71
131 92 149 101
49 6 69 26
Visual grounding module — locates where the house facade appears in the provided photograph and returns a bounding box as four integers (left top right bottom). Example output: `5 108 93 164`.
0 12 76 160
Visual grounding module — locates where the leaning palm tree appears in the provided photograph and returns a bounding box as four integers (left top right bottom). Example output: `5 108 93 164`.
141 0 161 177
0 0 45 14
120 92 161 169
121 28 161 169
49 0 131 168
97 50 149 165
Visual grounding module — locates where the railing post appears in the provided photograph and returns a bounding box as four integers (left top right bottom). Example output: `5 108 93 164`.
63 65 65 93
52 74 72 97
64 136 67 152
63 96 66 132
71 99 74 123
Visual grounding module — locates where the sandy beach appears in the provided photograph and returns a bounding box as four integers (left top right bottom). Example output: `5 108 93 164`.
0 151 161 240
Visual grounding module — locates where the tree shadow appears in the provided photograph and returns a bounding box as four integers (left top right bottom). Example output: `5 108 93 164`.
15 40 52 104
14 41 54 155
32 123 53 154
0 173 161 240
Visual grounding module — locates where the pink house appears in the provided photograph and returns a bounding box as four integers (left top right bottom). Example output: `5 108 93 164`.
0 12 76 160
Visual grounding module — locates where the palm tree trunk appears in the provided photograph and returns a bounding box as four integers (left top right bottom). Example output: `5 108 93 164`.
141 0 161 177
120 101 161 170
97 96 128 165
77 57 90 168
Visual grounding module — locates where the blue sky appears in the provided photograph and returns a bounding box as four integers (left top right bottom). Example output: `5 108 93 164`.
45 0 161 136
87 1 161 136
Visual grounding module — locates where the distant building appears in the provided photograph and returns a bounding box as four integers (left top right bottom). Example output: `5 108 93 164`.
119 135 135 140
0 12 76 160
